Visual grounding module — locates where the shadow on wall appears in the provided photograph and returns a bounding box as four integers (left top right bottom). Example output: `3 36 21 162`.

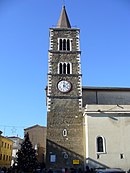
46 139 84 170
86 157 110 169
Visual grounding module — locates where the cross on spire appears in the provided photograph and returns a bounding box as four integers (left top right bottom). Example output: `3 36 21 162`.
62 0 65 6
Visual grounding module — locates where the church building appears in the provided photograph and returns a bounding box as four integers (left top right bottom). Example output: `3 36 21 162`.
46 6 130 171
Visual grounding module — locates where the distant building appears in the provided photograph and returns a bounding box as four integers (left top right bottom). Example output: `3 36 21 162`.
0 131 13 168
8 136 23 166
24 124 46 164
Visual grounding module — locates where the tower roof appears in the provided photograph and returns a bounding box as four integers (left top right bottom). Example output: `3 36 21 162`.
57 6 71 28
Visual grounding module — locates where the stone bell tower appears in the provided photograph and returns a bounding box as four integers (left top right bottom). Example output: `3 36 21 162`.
46 6 84 169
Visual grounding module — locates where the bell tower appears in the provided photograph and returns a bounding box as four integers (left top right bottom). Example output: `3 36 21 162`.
46 6 84 169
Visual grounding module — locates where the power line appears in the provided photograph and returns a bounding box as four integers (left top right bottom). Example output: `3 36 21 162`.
0 124 25 128
0 124 25 136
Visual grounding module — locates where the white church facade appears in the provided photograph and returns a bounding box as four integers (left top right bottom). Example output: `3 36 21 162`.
83 87 130 170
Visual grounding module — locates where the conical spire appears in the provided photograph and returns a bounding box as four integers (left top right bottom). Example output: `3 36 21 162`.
57 6 71 28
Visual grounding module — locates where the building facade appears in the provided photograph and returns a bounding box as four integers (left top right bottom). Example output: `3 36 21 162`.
0 132 13 168
8 136 23 166
83 87 130 171
24 124 46 164
46 6 130 171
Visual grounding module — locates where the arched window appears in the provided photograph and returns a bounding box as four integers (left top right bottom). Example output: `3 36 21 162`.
67 39 70 51
58 62 72 74
58 38 72 51
59 39 62 50
67 63 70 74
63 63 66 74
96 136 106 153
63 39 66 50
59 63 62 74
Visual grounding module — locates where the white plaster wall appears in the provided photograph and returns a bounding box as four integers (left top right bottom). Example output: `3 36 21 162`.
85 106 130 171
11 149 18 166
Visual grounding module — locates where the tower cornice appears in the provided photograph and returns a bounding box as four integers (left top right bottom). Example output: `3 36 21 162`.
50 28 80 31
47 95 82 99
47 73 82 77
48 50 81 54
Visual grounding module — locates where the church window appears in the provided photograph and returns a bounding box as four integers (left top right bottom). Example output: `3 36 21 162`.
59 63 62 74
59 39 62 50
67 63 70 74
96 136 105 153
120 153 124 159
58 38 72 51
58 62 72 74
67 39 70 51
63 129 67 137
63 63 66 74
63 39 66 50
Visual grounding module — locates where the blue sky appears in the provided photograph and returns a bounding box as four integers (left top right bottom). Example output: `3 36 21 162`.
0 0 130 138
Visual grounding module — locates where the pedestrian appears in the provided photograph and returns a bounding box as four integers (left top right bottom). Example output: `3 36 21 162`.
85 166 90 173
65 168 69 173
78 168 83 173
48 168 53 173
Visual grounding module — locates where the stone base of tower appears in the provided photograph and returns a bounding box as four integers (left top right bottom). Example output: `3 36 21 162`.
46 139 84 171
46 108 85 170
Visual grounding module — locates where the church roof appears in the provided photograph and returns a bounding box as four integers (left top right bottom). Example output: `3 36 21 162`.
82 86 130 107
82 86 130 91
57 5 71 28
24 124 46 130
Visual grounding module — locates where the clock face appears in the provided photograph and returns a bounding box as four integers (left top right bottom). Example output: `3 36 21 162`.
58 80 71 93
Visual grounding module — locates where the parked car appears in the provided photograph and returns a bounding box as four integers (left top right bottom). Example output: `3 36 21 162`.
95 168 126 173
